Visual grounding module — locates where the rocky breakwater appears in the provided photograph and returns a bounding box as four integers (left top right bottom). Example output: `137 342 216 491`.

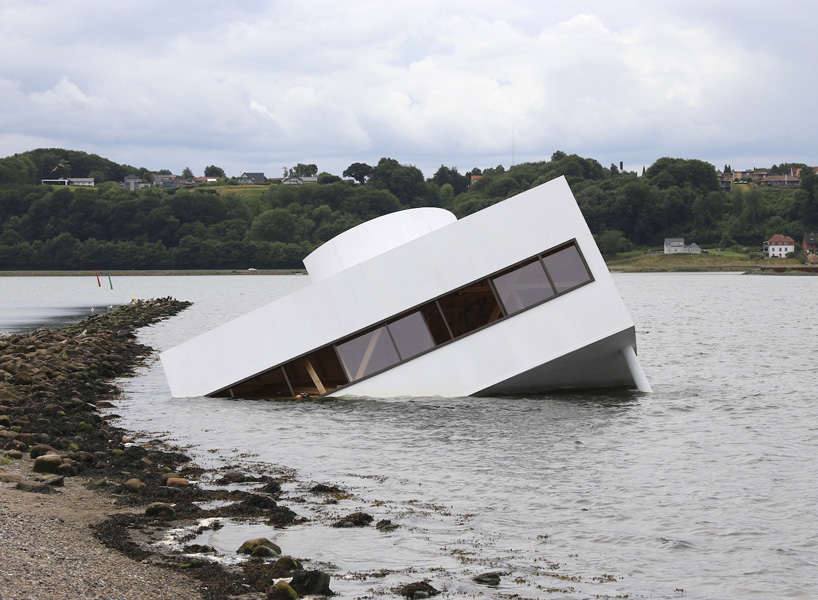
0 299 335 600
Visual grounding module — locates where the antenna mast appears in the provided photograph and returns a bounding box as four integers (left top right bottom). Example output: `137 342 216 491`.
512 124 515 167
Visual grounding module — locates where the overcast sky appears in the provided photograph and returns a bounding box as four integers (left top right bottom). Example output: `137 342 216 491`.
1 0 815 179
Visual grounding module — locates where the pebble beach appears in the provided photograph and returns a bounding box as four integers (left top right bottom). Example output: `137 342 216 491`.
0 300 346 600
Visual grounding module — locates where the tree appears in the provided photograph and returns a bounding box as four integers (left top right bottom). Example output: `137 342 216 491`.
598 230 632 254
204 165 226 178
182 167 194 179
290 163 318 177
645 158 719 194
368 158 430 206
317 172 341 185
431 165 469 195
247 208 295 243
439 183 455 209
343 162 373 184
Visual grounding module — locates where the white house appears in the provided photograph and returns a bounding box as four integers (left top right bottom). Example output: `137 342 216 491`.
664 238 702 254
41 177 95 187
161 176 651 399
282 176 318 185
767 234 795 258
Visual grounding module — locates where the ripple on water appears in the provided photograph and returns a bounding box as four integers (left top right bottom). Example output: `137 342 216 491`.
91 273 818 599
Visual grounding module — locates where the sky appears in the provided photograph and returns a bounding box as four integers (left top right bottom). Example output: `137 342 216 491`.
1 0 816 179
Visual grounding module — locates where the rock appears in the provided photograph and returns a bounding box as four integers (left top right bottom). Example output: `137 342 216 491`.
16 480 59 494
237 537 281 556
165 477 190 488
376 519 399 532
29 443 57 458
273 556 301 571
67 450 95 465
43 475 65 487
396 581 440 598
158 472 177 484
472 572 502 586
289 570 333 596
4 449 23 460
310 483 343 494
124 478 147 493
267 581 298 600
216 471 247 484
251 545 279 558
0 415 10 427
332 511 373 528
55 462 77 477
33 454 64 473
183 544 215 554
145 502 176 519
16 433 36 446
0 472 22 483
239 493 278 511
255 479 282 495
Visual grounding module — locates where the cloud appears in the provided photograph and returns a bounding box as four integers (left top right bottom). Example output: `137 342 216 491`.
0 0 815 177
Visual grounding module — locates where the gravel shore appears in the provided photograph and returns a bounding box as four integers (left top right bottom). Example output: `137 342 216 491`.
0 300 333 600
1 455 206 600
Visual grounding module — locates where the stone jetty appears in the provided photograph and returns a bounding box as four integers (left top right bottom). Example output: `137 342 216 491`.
0 299 335 600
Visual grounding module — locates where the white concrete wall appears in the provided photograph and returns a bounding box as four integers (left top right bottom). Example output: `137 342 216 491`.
161 176 636 398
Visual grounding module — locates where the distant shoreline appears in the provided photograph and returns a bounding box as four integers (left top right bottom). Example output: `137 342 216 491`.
2 264 816 276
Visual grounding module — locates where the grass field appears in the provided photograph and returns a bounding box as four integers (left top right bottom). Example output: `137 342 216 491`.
606 252 799 271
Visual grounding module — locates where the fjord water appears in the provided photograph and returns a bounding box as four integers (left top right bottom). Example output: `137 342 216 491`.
3 273 817 598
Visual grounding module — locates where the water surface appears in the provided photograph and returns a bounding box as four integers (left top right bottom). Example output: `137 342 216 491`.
3 273 816 599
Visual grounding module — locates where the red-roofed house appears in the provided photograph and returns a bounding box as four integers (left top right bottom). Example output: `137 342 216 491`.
767 234 795 258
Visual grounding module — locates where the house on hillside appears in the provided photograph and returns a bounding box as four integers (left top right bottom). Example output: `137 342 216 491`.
239 172 266 184
802 232 817 254
757 174 800 188
42 177 95 187
767 234 795 258
716 172 732 192
152 173 179 188
282 176 318 185
122 174 151 191
664 238 702 254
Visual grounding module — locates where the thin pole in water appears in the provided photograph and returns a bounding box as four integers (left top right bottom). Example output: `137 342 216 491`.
94 269 101 287
108 274 113 290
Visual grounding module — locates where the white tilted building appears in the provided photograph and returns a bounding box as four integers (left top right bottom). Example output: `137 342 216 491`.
161 176 651 398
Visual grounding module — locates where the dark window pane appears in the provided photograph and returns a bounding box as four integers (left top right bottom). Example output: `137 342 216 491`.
436 279 503 338
388 311 435 360
285 346 348 396
492 259 555 315
422 302 452 345
224 367 292 398
336 326 400 381
542 244 592 293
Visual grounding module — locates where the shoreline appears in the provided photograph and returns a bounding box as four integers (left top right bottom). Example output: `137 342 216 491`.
0 300 341 600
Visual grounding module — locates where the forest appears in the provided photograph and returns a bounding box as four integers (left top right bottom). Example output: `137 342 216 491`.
0 148 816 270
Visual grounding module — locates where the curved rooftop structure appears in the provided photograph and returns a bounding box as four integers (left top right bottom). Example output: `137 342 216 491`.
303 207 456 282
161 176 650 398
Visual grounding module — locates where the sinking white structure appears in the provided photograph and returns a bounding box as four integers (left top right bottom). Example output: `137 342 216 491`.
161 176 650 398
